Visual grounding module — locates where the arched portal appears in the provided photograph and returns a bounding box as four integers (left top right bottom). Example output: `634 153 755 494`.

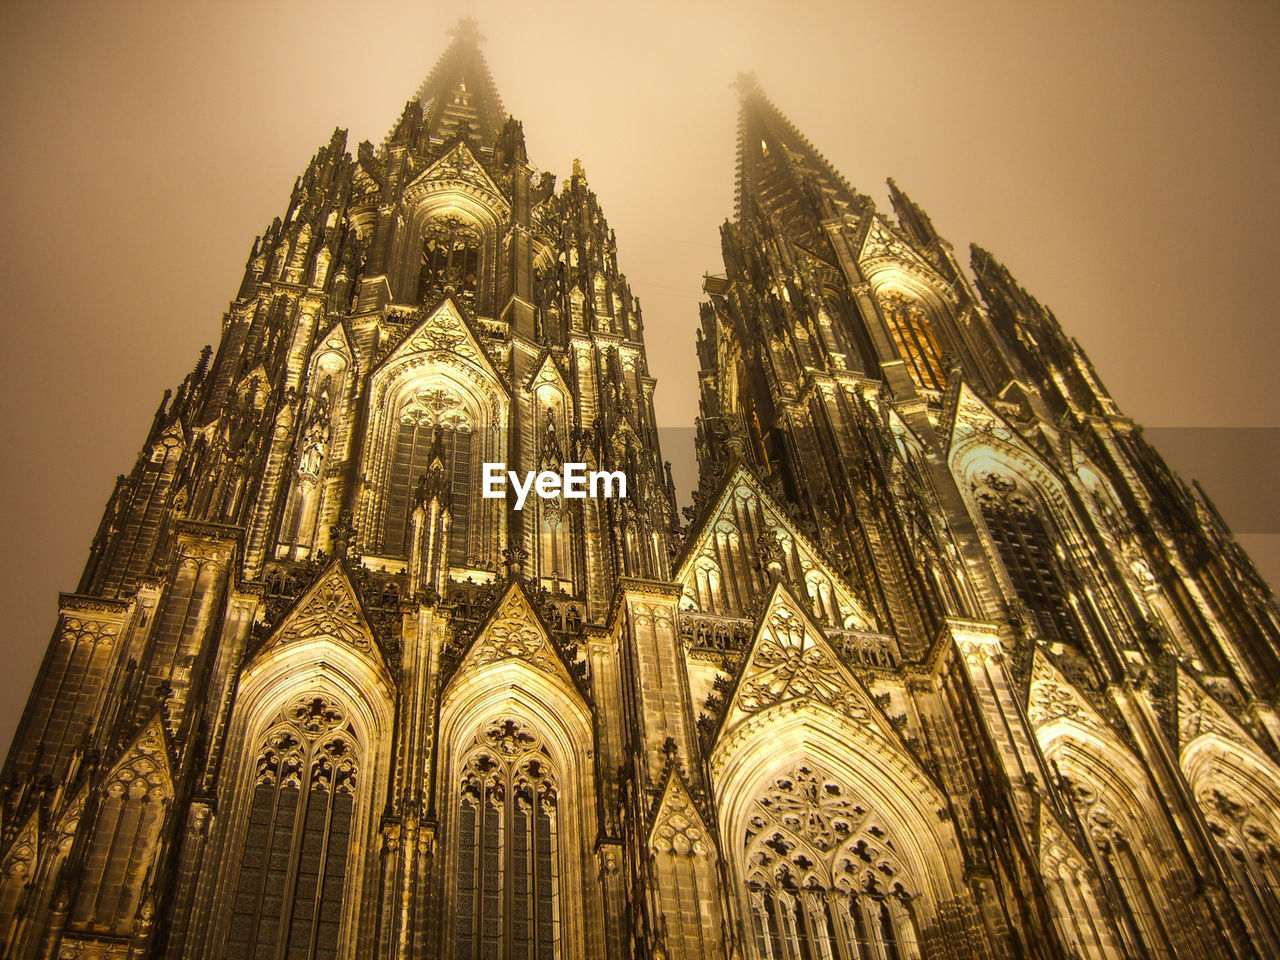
712 708 986 960
741 760 924 959
436 647 598 960
1182 733 1280 953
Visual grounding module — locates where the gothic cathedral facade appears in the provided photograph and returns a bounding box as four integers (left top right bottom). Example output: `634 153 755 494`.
4 25 1280 960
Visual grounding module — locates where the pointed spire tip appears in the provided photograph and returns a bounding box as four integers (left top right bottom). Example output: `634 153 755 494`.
449 17 484 45
732 71 760 99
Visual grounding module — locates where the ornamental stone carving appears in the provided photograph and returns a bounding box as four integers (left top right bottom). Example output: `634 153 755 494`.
278 567 371 650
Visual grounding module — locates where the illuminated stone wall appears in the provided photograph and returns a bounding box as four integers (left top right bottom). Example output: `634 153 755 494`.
3 22 1279 960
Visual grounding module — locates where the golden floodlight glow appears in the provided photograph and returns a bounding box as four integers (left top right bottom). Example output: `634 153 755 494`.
2 13 1279 960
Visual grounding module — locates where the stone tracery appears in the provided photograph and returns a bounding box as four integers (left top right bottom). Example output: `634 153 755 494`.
453 717 562 960
225 694 360 959
742 763 921 960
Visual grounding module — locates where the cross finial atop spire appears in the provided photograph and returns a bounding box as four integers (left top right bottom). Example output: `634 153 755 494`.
732 72 759 98
449 17 484 45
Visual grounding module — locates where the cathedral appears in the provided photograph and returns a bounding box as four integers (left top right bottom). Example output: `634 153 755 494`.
4 22 1280 960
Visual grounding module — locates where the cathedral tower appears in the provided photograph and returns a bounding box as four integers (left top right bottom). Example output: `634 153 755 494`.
686 77 1280 958
0 24 681 959
4 26 1280 960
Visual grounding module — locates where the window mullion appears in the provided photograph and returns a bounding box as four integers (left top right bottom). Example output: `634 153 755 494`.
274 744 313 960
302 777 335 960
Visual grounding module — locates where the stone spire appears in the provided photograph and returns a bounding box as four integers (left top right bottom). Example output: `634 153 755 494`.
409 17 508 149
733 77 862 226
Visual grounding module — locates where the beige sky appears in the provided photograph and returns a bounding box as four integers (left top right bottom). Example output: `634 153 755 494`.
1 0 1277 755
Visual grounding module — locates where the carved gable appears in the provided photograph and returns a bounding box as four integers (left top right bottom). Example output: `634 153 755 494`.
859 216 906 263
391 298 494 369
104 716 174 800
648 773 712 857
524 350 571 398
947 382 1016 449
1025 648 1115 739
451 582 580 693
675 466 875 630
310 321 353 366
0 810 38 884
1176 668 1253 751
258 562 383 667
407 140 504 200
717 584 893 741
858 215 950 290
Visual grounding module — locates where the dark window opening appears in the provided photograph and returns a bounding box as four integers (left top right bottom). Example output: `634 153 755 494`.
419 218 481 311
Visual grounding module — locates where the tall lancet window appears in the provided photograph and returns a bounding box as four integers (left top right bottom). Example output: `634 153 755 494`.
419 216 481 310
879 292 946 390
453 718 561 960
742 764 922 960
380 387 473 568
1063 781 1182 957
972 472 1086 652
1200 788 1280 944
537 412 572 590
225 696 359 960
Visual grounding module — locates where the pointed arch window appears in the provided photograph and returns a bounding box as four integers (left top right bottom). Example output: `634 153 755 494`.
742 763 922 960
380 387 473 568
225 695 359 960
1059 781 1182 958
1200 788 1280 945
419 216 481 310
453 718 561 960
879 292 945 390
972 473 1086 651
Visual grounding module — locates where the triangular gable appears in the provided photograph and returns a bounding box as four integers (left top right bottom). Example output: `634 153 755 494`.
1176 667 1255 752
674 465 875 631
104 715 174 798
648 771 712 857
404 140 507 206
857 214 949 287
0 809 38 878
239 363 271 393
449 581 583 697
53 784 87 844
945 380 1043 460
154 420 187 452
608 417 642 449
255 561 386 669
716 584 896 742
1025 648 1123 748
376 297 501 385
523 349 572 397
310 320 354 366
1038 805 1089 871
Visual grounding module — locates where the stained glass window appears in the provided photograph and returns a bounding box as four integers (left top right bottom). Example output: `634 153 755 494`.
454 718 560 960
879 292 945 391
226 696 358 960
